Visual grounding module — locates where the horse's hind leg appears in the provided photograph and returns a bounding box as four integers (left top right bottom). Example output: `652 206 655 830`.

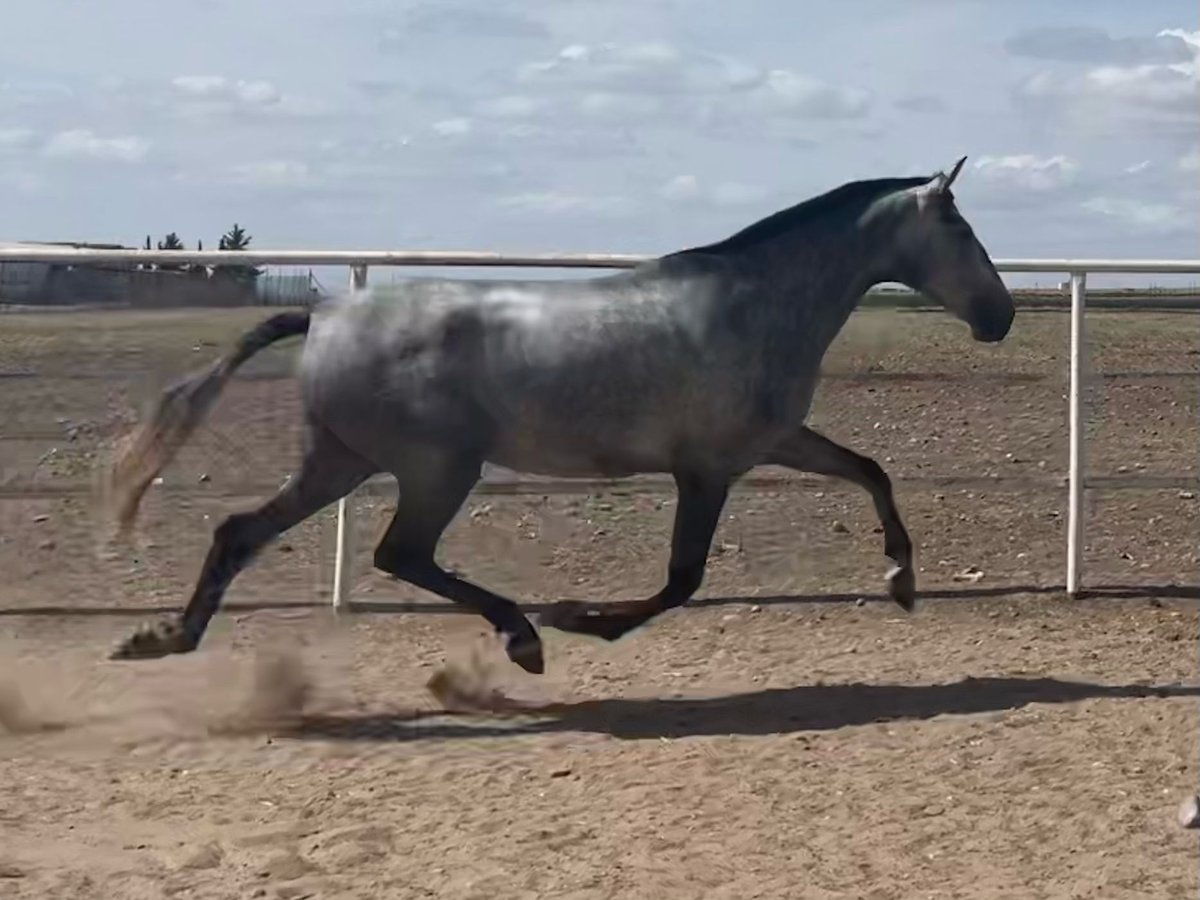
372 451 544 675
111 425 376 660
767 425 915 610
541 471 730 640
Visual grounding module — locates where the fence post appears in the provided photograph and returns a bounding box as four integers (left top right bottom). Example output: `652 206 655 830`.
331 263 369 611
1066 271 1087 597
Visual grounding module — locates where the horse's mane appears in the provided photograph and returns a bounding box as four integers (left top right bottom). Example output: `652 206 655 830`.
667 175 931 259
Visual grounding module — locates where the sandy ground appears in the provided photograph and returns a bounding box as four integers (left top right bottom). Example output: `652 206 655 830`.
1 305 1198 898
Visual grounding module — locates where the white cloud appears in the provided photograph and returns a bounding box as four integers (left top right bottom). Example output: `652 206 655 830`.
432 117 473 136
229 159 311 188
1082 196 1191 232
425 116 644 162
1004 26 1192 65
577 91 661 118
1158 27 1200 56
1179 147 1200 172
172 75 280 106
1018 66 1193 112
514 41 868 127
167 75 324 120
519 41 760 96
659 174 700 201
748 70 871 119
1083 63 1195 108
235 80 281 105
0 127 35 151
972 154 1079 191
1124 160 1152 174
43 129 148 162
1016 27 1199 116
172 75 228 97
476 95 547 119
495 191 635 217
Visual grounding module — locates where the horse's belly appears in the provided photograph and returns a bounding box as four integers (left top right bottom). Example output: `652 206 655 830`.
486 432 673 478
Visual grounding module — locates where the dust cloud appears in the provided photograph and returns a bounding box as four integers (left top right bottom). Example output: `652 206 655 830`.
0 676 65 735
208 651 314 736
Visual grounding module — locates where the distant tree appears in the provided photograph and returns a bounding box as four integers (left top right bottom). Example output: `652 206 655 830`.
215 222 261 286
218 223 251 252
156 232 185 271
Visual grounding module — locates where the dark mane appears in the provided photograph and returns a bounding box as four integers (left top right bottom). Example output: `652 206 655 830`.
668 175 931 258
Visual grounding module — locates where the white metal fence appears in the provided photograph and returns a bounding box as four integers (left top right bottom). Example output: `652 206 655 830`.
3 246 1199 606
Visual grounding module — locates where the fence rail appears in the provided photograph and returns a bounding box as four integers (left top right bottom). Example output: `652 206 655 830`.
4 246 1200 274
3 247 1200 606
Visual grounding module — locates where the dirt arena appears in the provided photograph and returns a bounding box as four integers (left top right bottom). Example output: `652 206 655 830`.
1 302 1198 898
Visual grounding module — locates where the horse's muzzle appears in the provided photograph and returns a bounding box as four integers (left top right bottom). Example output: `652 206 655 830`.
971 305 1015 343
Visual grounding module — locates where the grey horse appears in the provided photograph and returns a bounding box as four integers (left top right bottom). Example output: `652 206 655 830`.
108 157 1014 674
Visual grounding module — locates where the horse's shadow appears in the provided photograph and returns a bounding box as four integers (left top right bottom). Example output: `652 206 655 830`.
282 675 1199 744
1 582 1196 619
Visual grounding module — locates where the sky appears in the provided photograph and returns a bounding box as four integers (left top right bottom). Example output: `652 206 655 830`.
1 0 1197 287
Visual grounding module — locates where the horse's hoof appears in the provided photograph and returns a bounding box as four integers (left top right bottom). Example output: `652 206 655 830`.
109 620 195 660
504 629 545 675
886 565 917 612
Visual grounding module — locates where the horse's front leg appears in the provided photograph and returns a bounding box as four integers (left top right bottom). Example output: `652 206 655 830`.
540 471 730 640
767 425 915 610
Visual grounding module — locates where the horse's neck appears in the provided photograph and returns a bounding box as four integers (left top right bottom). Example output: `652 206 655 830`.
747 225 884 360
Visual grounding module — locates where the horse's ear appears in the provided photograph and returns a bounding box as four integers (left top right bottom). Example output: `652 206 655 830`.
938 156 967 193
919 157 966 210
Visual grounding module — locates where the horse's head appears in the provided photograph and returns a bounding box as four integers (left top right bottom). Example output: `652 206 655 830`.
884 157 1015 343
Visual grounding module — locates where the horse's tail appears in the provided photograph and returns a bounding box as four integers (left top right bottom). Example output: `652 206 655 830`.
106 311 311 534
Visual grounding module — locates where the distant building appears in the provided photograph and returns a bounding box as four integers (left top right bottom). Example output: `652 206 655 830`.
256 271 321 306
0 240 318 308
0 240 136 305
